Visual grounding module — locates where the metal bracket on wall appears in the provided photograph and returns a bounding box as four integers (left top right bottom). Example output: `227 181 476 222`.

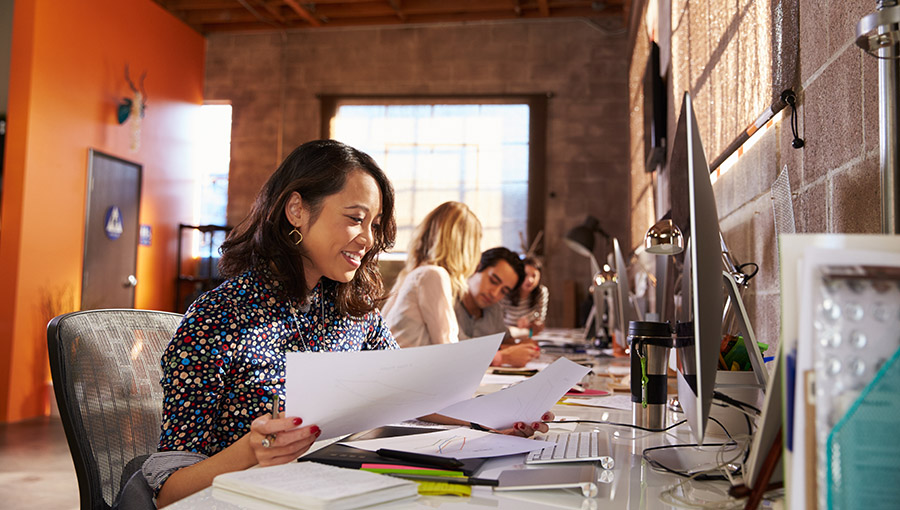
857 2 900 234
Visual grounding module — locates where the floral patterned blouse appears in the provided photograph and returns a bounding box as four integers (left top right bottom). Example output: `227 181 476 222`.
157 266 397 456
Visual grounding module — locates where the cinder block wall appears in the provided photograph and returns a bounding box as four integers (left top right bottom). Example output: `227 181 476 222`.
628 0 882 352
205 20 630 325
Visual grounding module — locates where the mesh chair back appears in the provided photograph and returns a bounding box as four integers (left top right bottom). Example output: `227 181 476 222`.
48 309 182 510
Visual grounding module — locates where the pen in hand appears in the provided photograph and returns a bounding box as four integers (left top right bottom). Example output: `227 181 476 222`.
261 393 281 449
271 393 281 419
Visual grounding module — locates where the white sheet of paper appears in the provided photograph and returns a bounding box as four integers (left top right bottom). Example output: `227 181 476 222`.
545 417 579 432
605 364 631 376
562 394 632 411
438 357 591 429
525 361 551 371
479 373 528 386
341 427 555 459
285 334 504 439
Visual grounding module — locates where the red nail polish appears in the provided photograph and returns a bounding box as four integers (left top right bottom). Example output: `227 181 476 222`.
532 422 540 429
293 418 303 426
542 413 551 421
310 425 321 436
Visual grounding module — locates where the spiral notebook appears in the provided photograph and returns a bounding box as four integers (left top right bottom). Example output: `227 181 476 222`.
212 461 418 510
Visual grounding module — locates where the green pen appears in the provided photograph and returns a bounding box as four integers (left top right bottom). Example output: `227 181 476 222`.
386 473 499 487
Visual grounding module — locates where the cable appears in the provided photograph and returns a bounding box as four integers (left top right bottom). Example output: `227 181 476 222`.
781 90 805 149
712 391 761 415
641 416 753 481
736 262 759 282
545 419 687 433
642 442 741 482
560 408 754 507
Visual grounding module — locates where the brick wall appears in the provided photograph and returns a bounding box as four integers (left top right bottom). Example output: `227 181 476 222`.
628 0 882 353
205 19 630 325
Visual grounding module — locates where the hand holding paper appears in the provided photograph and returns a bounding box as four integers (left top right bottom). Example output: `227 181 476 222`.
438 357 591 429
285 334 504 439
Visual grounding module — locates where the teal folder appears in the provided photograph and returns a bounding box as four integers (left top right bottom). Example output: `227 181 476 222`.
827 346 900 509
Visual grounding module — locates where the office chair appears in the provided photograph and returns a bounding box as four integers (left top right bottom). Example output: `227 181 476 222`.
48 309 183 510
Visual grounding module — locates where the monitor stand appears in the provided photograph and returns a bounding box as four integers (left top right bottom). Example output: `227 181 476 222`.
721 271 767 388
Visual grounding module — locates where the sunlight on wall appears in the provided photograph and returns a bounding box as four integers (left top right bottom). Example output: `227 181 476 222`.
671 0 774 162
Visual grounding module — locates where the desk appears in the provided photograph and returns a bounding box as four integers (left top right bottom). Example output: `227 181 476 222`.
164 355 757 509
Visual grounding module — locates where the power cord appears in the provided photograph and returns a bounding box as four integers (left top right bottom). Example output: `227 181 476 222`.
641 416 743 481
736 262 759 283
545 419 687 433
712 391 761 415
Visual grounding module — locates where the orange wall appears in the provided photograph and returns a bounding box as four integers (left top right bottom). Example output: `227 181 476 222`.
0 0 205 422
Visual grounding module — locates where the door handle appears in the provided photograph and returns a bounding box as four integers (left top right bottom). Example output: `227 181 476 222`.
124 275 138 288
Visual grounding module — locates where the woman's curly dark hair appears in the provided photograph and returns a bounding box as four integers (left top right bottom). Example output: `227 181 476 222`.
219 139 396 316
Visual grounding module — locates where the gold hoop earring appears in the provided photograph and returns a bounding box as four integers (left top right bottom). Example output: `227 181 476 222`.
289 228 303 245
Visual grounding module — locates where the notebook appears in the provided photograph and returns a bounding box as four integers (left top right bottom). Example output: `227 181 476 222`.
212 461 418 510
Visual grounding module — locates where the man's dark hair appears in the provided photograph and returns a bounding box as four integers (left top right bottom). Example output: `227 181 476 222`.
476 247 526 293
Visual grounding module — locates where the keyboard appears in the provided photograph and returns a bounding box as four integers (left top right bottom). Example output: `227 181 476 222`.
525 431 615 469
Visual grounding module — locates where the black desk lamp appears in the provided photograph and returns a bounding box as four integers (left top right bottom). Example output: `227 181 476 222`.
565 216 612 339
564 216 610 277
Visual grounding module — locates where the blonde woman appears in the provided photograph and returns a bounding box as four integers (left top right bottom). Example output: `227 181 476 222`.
382 201 482 347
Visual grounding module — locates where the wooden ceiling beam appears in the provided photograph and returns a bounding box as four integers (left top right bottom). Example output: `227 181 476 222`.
257 0 287 23
155 0 626 32
180 8 260 23
155 0 243 10
283 0 323 26
388 0 408 22
311 6 622 26
315 2 610 20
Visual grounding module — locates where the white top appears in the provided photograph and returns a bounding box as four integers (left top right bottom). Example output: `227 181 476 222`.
382 265 459 348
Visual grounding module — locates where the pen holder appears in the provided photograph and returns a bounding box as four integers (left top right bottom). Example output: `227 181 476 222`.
629 321 675 431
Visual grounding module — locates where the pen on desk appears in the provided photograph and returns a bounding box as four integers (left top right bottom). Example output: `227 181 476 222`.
376 448 464 470
386 473 499 487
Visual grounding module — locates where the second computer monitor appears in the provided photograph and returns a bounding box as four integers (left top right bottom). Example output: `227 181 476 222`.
611 237 637 349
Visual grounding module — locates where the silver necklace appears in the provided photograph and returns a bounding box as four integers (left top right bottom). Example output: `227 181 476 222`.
288 284 325 351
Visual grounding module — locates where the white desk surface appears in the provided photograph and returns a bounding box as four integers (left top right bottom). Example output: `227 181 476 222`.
163 352 767 510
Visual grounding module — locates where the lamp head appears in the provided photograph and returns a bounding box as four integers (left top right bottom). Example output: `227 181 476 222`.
644 218 684 255
565 216 609 259
593 264 618 288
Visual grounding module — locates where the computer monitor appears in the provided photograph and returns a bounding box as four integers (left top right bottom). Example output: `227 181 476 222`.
670 92 724 443
610 237 640 349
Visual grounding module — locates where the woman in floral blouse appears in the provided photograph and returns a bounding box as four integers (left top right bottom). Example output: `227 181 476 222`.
145 140 551 507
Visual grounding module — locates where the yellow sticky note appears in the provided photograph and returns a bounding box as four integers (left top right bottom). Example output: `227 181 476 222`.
416 481 471 497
